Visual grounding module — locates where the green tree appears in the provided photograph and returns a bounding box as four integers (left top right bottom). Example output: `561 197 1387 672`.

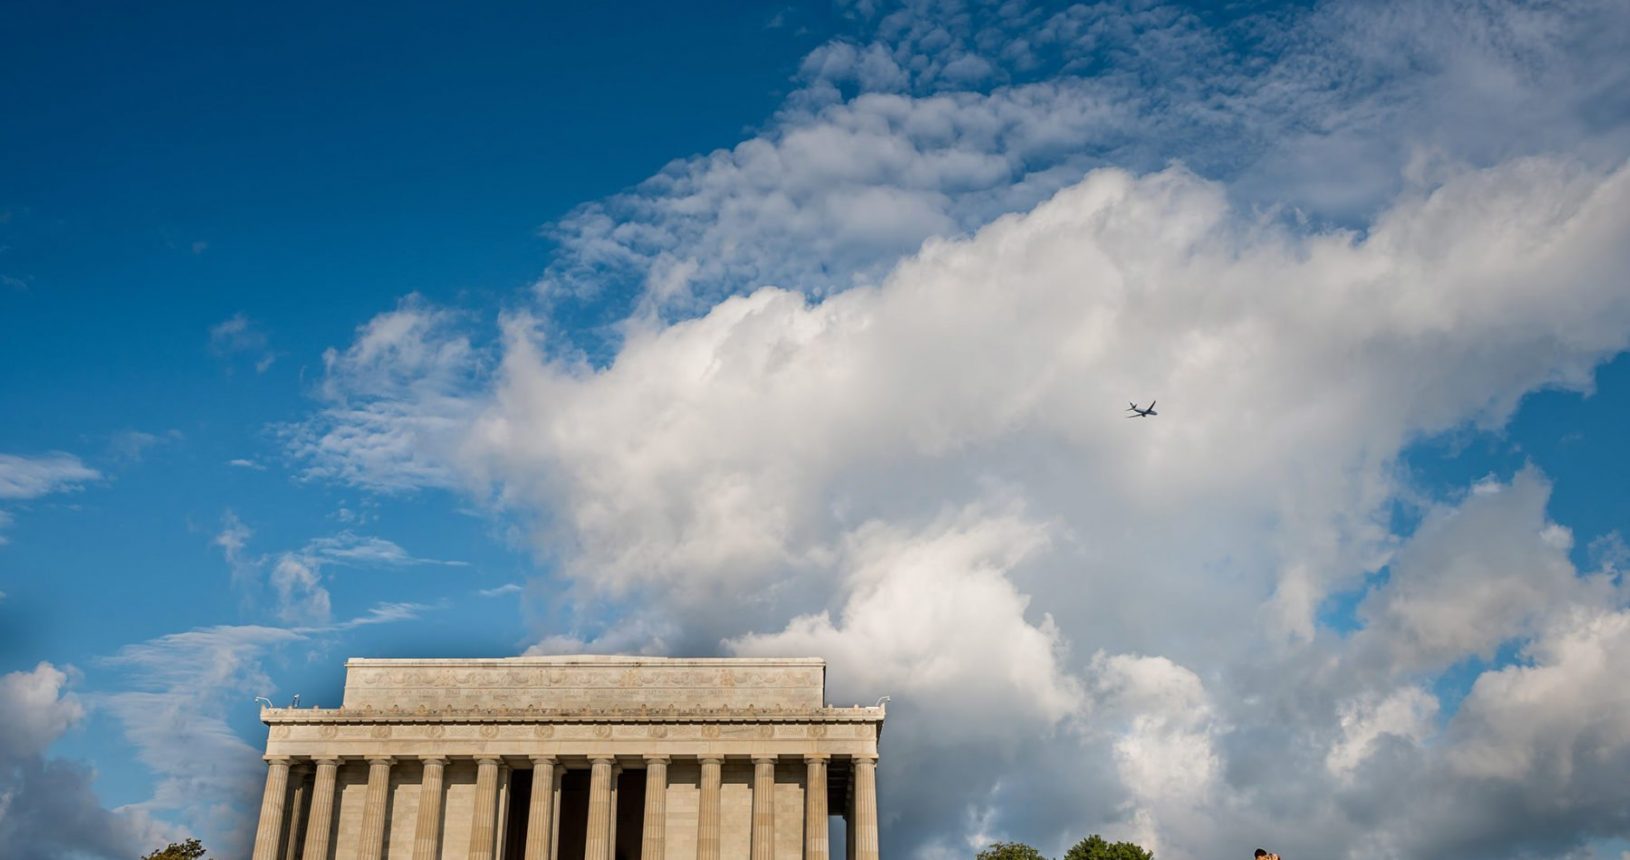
141 838 208 860
1064 834 1153 860
978 842 1050 860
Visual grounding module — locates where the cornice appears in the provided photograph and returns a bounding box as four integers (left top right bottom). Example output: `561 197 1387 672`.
261 705 886 726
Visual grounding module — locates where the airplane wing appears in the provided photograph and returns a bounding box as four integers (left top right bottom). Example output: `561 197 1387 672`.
1148 400 1155 410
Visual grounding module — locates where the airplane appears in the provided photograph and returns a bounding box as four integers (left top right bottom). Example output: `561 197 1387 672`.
1126 400 1157 418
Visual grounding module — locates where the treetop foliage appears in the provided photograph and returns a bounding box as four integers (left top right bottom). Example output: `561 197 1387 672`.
1065 834 1155 860
140 838 208 860
976 834 1154 860
977 842 1051 860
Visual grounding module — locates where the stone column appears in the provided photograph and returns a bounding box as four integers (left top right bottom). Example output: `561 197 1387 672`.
752 756 777 860
497 763 513 859
641 756 669 860
584 757 616 860
697 756 723 860
468 756 503 860
803 755 830 860
852 755 880 860
250 756 291 860
412 757 448 860
301 758 340 860
282 764 311 860
525 756 557 860
357 757 394 860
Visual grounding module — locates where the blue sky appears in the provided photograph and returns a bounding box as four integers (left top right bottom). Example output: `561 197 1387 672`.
3 1 1630 858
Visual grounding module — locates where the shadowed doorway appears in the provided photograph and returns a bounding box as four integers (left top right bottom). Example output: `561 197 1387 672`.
503 768 533 860
506 766 646 859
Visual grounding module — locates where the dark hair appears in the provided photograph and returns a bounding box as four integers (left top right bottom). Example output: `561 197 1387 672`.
1255 851 1269 858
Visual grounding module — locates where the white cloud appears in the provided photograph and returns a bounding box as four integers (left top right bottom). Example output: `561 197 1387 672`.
292 152 1630 857
214 512 460 624
0 663 160 857
275 1 1630 856
302 531 466 568
731 507 1079 730
97 603 433 855
1326 686 1439 779
108 429 180 463
539 0 1630 318
214 510 256 587
0 452 100 500
1087 653 1224 858
478 583 523 598
1351 468 1593 676
208 312 277 373
269 553 330 624
0 663 85 761
280 295 483 492
1449 607 1630 783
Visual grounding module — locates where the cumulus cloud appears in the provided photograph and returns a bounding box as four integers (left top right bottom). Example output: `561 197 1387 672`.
277 1 1630 857
731 506 1079 730
1350 468 1596 677
0 663 161 858
292 153 1630 858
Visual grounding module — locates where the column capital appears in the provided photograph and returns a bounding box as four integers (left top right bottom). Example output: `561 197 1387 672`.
263 755 292 765
529 754 558 766
589 754 616 765
803 753 831 763
643 754 671 765
474 754 504 765
752 754 779 765
699 755 724 765
366 755 395 766
420 755 449 766
851 753 879 763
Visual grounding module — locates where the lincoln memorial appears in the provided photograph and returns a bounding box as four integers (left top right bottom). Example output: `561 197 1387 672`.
248 656 885 860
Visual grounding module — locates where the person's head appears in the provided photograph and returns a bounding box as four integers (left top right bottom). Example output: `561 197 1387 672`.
1255 851 1270 859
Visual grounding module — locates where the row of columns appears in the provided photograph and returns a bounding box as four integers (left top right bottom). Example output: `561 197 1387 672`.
251 753 879 860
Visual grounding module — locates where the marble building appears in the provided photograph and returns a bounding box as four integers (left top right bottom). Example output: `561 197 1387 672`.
248 656 885 860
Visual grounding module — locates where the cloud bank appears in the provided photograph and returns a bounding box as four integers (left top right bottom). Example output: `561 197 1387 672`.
292 151 1630 857
270 1 1630 857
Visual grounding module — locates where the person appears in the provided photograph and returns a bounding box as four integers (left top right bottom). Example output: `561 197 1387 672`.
1254 849 1281 860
